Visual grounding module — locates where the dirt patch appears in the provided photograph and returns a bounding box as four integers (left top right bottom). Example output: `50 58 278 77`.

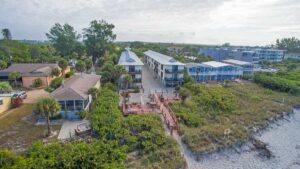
0 104 61 153
23 89 50 104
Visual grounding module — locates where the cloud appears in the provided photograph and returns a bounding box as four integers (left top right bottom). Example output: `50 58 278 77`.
0 0 299 45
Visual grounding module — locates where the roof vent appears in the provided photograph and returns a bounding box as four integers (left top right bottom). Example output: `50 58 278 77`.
169 58 177 63
126 58 136 62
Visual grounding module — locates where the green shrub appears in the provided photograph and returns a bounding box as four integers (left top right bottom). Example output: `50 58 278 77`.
50 77 63 89
65 69 75 78
33 78 43 88
77 110 87 119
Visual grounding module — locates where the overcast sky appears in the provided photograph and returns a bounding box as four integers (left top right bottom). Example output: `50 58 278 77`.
1 0 300 46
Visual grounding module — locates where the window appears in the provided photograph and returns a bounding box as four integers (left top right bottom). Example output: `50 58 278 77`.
75 100 84 111
59 101 65 110
66 100 75 111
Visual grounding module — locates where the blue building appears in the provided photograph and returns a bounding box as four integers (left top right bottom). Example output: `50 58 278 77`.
144 50 185 87
199 47 284 63
185 61 243 82
222 59 254 75
199 48 232 61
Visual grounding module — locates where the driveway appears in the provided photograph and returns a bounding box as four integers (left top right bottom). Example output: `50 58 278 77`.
23 89 50 104
142 66 167 93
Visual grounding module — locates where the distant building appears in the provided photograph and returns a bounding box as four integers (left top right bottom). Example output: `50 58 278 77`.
118 49 144 88
222 59 254 75
285 53 300 60
144 50 185 87
199 48 232 61
51 73 100 119
0 63 70 88
230 50 260 64
185 61 242 82
199 47 284 63
253 49 284 62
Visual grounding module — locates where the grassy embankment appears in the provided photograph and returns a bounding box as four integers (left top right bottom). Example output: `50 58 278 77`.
171 82 300 155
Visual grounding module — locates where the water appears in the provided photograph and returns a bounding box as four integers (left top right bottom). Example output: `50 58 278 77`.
176 109 300 169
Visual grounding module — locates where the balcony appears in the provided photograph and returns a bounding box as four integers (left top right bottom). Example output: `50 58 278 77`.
133 79 142 83
165 69 184 73
164 77 183 82
128 70 142 74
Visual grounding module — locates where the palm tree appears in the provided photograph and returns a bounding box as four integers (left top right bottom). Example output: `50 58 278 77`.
113 65 126 85
0 82 12 94
1 28 12 40
179 87 191 104
75 60 86 75
88 87 100 100
35 98 60 137
123 74 133 90
58 59 68 76
8 72 21 87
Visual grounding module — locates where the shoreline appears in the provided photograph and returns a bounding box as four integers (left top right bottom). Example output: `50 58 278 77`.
179 107 300 162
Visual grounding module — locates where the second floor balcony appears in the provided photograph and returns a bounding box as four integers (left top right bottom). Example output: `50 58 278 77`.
165 69 184 74
128 69 142 74
164 77 183 82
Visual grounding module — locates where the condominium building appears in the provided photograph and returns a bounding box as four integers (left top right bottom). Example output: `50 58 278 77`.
199 47 284 63
199 48 231 61
118 49 144 88
284 52 300 60
253 49 284 62
230 50 260 64
185 61 242 82
222 59 254 75
144 50 185 87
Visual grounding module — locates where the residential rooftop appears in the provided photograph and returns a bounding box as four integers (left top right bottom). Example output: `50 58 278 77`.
202 61 231 68
118 49 144 66
144 50 185 66
51 73 100 100
0 63 58 77
222 59 252 66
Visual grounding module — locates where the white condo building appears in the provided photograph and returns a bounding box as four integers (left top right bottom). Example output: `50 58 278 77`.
185 61 243 82
118 49 144 88
222 59 254 75
144 50 185 87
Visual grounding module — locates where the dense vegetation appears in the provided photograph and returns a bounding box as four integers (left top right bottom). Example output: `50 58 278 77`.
0 40 57 65
171 82 300 155
254 72 300 95
275 37 300 53
0 85 185 169
254 60 300 95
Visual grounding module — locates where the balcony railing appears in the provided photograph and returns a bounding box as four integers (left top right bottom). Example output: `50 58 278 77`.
133 79 142 83
165 69 184 73
128 70 142 74
164 78 183 82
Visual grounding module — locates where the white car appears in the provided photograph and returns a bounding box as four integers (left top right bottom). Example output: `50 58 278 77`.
12 91 27 99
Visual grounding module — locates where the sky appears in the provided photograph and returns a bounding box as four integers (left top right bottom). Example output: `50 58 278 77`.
0 0 300 46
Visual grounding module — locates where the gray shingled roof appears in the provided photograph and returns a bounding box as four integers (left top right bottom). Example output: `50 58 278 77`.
51 73 100 100
0 63 58 77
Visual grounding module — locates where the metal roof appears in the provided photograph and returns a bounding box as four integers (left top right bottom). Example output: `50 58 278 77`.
144 50 185 66
202 61 231 68
222 59 252 66
118 49 144 66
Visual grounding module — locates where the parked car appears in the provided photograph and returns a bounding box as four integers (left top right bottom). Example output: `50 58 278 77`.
12 91 27 99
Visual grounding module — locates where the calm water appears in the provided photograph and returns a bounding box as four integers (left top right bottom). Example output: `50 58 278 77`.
176 109 300 169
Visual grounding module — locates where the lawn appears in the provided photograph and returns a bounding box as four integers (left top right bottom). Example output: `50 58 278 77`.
0 104 61 152
171 82 300 155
